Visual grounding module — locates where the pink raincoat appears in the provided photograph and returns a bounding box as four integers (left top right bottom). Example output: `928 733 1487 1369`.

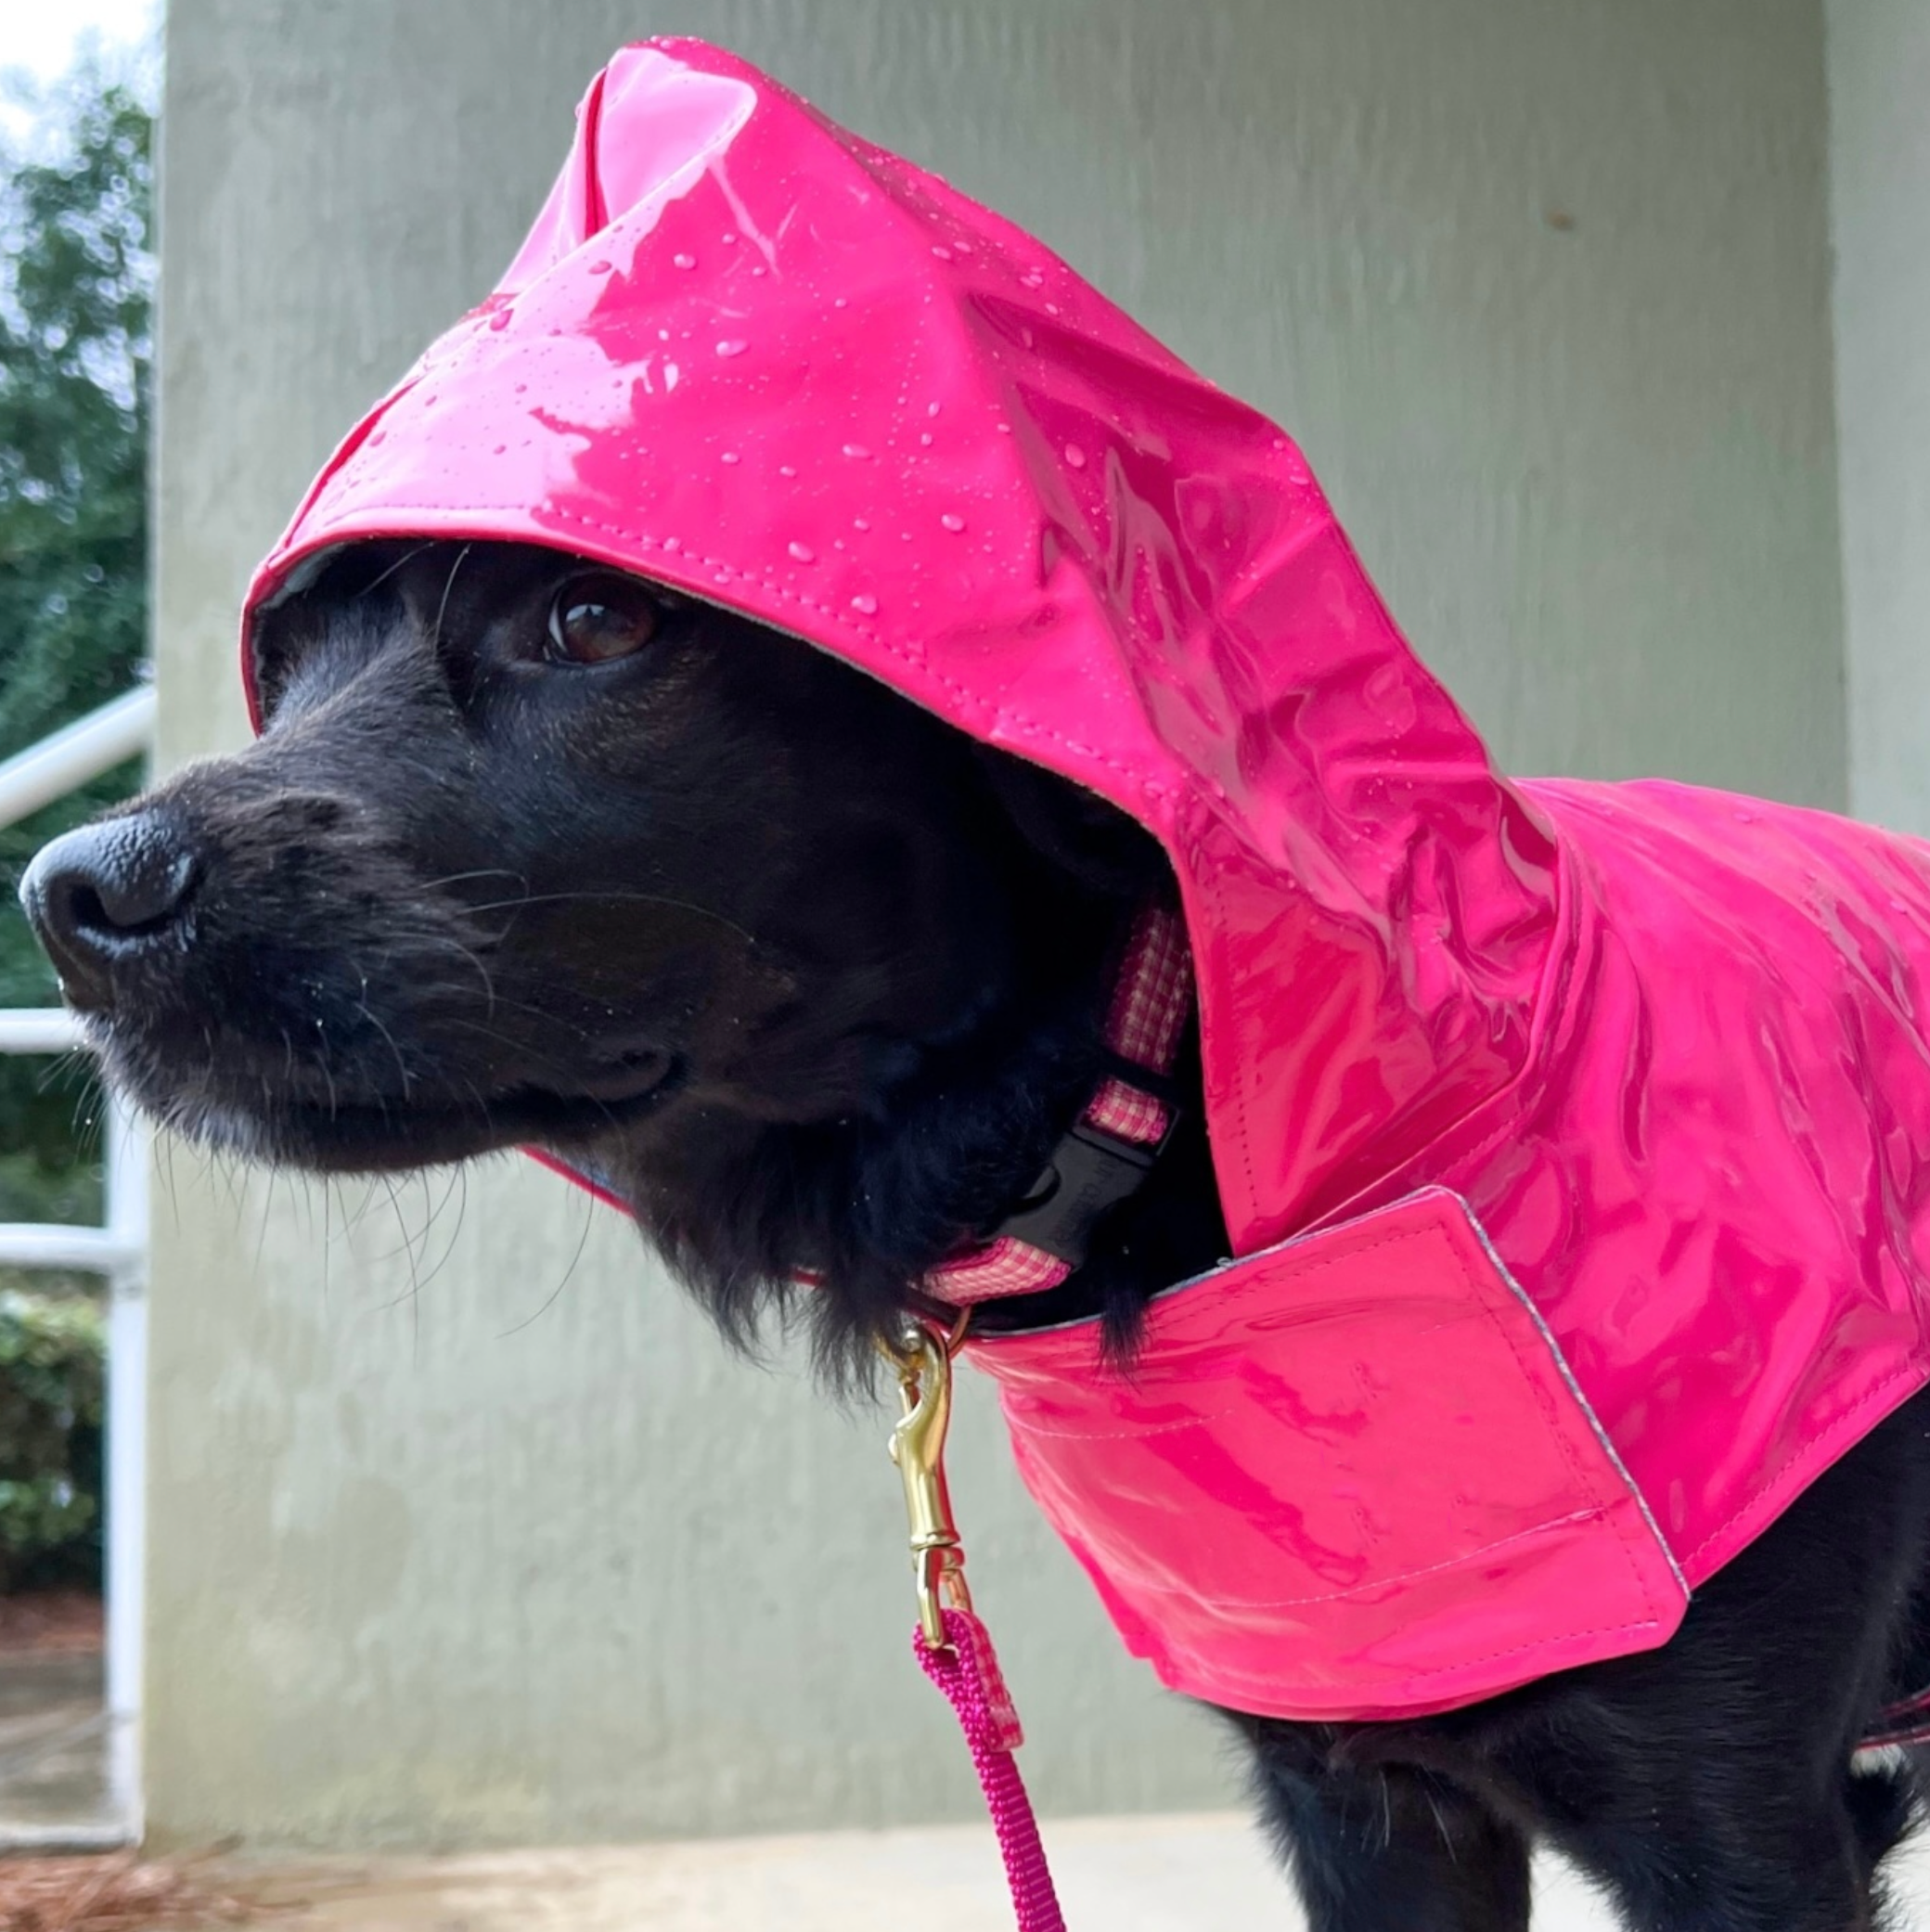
243 42 1930 1723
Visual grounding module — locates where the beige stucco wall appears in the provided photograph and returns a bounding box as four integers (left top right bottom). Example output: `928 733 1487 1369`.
1827 0 1930 839
150 0 1843 1849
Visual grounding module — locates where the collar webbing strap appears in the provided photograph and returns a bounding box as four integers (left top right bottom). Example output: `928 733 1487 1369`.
927 902 1193 1306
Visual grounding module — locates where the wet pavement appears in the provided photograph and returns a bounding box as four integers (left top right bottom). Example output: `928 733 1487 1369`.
0 1651 122 1851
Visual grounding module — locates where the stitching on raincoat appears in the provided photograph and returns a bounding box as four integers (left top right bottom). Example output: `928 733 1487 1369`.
264 506 1183 812
1189 1605 1669 1696
1679 1359 1930 1572
1192 821 1260 1231
1453 1233 1665 1626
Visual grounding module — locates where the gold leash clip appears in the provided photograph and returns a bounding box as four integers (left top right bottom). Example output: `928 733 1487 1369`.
883 1317 973 1653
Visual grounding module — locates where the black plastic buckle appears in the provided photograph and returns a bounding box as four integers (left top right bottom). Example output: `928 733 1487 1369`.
992 1116 1171 1269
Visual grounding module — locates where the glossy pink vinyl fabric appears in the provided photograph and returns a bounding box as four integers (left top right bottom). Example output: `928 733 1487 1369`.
243 41 1930 1720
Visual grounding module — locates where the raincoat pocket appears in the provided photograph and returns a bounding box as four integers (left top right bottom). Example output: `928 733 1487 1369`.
964 1188 1689 1721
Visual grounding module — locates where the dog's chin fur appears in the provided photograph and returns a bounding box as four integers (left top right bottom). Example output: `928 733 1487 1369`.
41 535 1930 1928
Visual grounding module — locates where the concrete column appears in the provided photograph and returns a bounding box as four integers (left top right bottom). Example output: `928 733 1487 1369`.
1827 0 1930 836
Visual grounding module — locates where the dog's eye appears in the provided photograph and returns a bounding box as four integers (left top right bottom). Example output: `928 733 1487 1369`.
546 576 662 663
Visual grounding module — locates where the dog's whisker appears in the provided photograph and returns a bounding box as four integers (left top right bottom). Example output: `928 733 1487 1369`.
496 1180 596 1339
458 888 759 947
402 1166 470 1303
352 538 439 601
353 973 416 1098
371 1174 425 1363
312 1041 340 1121
32 1045 93 1096
419 868 527 894
253 1162 279 1276
415 933 504 1019
429 541 472 659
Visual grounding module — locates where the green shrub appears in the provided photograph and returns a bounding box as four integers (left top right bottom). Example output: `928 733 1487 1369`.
0 1286 106 1592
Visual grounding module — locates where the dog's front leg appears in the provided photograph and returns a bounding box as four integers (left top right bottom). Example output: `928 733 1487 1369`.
1229 1716 1531 1932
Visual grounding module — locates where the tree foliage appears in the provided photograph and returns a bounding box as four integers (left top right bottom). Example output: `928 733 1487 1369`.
0 73 152 1223
0 1286 104 1591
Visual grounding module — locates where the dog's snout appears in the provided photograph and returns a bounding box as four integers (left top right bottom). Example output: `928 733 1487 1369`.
19 812 200 1011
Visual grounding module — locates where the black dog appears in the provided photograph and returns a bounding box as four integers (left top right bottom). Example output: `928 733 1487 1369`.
22 538 1930 1930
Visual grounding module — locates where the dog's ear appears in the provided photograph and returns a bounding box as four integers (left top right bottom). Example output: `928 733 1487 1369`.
972 744 1169 899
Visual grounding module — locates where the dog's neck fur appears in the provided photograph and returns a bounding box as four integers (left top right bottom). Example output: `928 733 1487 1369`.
604 832 1229 1379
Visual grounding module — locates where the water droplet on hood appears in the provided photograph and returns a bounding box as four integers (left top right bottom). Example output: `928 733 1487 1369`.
715 339 748 358
789 540 816 562
778 464 798 478
663 536 682 553
853 516 870 531
673 251 697 269
587 259 612 275
720 450 740 465
843 443 871 458
940 512 966 533
931 244 954 261
664 362 680 390
850 593 878 615
1064 443 1087 469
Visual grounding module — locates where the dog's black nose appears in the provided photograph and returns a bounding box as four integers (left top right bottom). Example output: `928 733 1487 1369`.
19 813 199 1011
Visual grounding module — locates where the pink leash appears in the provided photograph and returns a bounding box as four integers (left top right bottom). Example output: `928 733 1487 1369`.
916 1608 1068 1931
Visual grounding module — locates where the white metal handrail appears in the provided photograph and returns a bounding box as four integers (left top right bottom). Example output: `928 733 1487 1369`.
0 1008 89 1054
0 687 157 831
1 690 154 1844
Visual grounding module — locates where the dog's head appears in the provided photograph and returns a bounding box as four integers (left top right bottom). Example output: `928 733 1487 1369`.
20 538 1169 1355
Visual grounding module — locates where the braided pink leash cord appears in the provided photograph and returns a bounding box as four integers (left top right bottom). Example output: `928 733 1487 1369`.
915 1606 1067 1932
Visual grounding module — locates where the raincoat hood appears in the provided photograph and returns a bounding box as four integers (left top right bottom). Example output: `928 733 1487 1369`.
246 41 1930 1722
